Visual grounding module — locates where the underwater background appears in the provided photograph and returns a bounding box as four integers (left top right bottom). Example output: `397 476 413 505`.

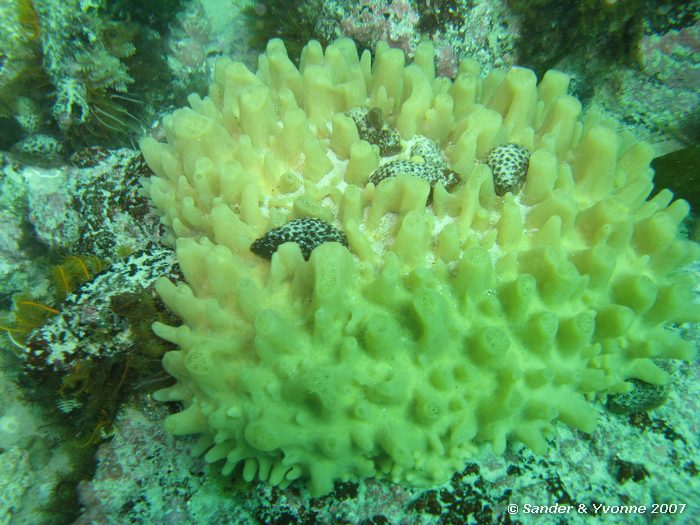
0 0 698 523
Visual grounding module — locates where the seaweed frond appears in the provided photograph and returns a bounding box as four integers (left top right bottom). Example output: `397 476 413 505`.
17 0 41 41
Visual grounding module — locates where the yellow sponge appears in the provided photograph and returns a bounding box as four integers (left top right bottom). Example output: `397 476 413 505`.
141 38 699 496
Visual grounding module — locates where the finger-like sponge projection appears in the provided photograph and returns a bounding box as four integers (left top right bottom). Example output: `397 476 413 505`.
140 38 699 496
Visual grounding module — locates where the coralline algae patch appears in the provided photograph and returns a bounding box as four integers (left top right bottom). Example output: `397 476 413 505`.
140 38 699 496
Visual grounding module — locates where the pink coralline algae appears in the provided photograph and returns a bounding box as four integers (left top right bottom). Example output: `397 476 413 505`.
640 22 700 91
340 0 419 50
340 0 459 77
74 404 201 525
